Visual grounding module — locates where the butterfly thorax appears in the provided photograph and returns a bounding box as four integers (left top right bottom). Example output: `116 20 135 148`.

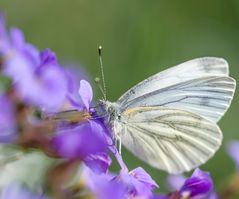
98 100 123 138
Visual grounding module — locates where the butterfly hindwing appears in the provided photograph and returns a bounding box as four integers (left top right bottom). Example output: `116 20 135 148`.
119 106 222 174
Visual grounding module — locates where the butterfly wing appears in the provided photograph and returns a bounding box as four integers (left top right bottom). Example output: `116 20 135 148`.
118 76 235 122
118 57 229 105
119 106 222 174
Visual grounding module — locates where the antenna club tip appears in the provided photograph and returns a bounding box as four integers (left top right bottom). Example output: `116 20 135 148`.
98 45 102 55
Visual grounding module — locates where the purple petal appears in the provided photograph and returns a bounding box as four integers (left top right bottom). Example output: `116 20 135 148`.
227 141 239 169
2 25 38 82
10 27 25 49
52 121 107 160
109 145 128 171
39 48 57 65
3 31 67 111
34 62 67 111
180 168 213 197
3 49 34 82
82 167 126 199
89 118 112 142
0 95 16 143
166 174 186 191
14 49 68 111
96 178 126 199
84 152 112 174
119 167 158 198
92 118 128 171
78 80 93 110
130 167 158 189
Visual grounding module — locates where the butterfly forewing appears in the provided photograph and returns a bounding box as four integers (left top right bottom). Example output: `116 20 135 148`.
120 106 222 174
119 76 235 122
118 57 229 107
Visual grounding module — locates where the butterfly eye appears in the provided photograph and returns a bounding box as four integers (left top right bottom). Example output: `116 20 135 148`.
117 114 121 120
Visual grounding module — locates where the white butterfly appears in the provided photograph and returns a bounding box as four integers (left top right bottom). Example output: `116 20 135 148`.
99 57 236 174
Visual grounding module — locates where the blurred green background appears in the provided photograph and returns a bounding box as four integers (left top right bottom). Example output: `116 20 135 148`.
1 0 239 193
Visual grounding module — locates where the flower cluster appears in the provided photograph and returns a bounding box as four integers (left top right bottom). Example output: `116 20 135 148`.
0 14 237 199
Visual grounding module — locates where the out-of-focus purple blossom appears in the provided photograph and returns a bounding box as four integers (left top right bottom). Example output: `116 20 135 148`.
180 168 213 198
84 152 112 174
0 16 68 111
82 166 126 199
52 120 107 160
227 141 239 170
167 174 186 192
0 94 16 143
0 184 48 199
2 26 39 82
118 167 158 198
13 49 67 112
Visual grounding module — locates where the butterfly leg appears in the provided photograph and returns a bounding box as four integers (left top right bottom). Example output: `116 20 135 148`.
118 137 122 155
115 134 122 154
116 124 127 154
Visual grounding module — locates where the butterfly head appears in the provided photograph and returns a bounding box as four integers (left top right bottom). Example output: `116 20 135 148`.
97 100 120 122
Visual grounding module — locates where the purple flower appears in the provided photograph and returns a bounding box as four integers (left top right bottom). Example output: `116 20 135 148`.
13 48 68 111
52 121 107 160
52 78 113 173
83 166 157 199
0 16 68 111
227 141 239 170
0 94 16 143
1 184 48 199
67 79 93 111
2 26 39 82
77 79 93 110
165 169 215 199
118 167 158 198
82 166 126 199
84 152 112 174
179 168 213 198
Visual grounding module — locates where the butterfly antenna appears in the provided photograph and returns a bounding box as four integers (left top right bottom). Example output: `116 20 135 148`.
98 45 107 100
94 77 106 101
